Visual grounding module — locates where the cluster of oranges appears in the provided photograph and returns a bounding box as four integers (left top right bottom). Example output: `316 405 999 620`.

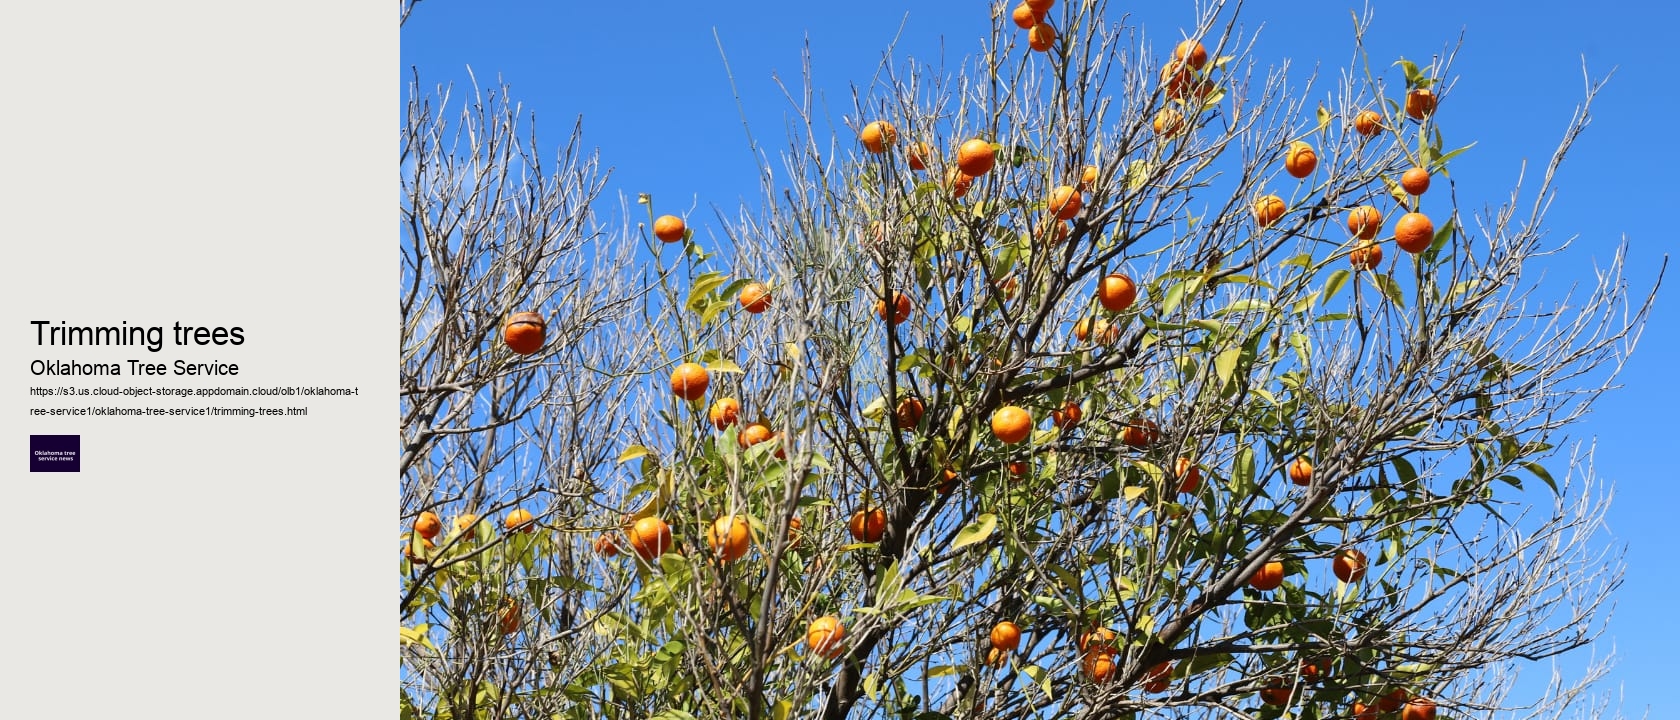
1009 0 1058 53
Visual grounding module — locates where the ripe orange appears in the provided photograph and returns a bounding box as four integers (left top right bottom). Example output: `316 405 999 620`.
738 422 774 449
1405 88 1437 120
1249 560 1285 591
669 362 710 401
1299 659 1322 682
709 397 742 430
498 598 521 635
991 406 1034 444
990 621 1022 652
593 533 620 557
849 507 886 542
937 467 960 495
1394 212 1435 254
985 647 1009 668
628 516 673 560
1121 417 1159 448
1174 39 1209 70
653 214 686 243
1037 217 1070 245
1288 457 1313 486
1144 661 1173 693
1252 194 1286 227
1401 167 1431 195
1051 400 1083 430
503 312 546 355
1346 205 1383 240
1350 241 1384 271
1082 651 1118 682
1153 106 1187 138
807 615 847 658
768 432 790 460
1175 457 1202 494
860 120 897 153
1008 461 1030 478
1333 548 1368 583
906 141 932 171
995 275 1020 298
786 515 803 549
1079 164 1100 191
1259 678 1292 706
1159 60 1193 99
945 167 974 198
706 514 752 562
1028 22 1056 52
452 513 479 538
1353 109 1384 137
415 511 442 540
1379 689 1409 713
1024 0 1054 12
1010 3 1041 29
504 508 536 533
1284 141 1318 179
957 139 996 177
1352 702 1379 720
1097 273 1137 312
1079 626 1118 654
1074 317 1118 344
894 396 925 429
738 282 772 313
1401 697 1437 720
404 535 435 564
1048 185 1082 220
876 291 913 325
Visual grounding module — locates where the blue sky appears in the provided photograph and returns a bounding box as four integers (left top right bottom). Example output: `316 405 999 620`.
402 1 1679 714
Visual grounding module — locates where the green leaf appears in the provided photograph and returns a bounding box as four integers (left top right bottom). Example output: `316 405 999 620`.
705 359 743 373
927 665 959 678
1022 664 1055 700
1214 348 1241 387
1323 268 1351 302
1423 216 1457 265
1523 461 1558 494
953 514 998 550
618 445 652 464
1370 273 1405 306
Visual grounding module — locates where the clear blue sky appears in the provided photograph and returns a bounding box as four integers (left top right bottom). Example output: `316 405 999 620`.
402 1 1678 714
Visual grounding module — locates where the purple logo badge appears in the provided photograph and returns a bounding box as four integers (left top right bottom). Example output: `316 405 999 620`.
30 435 80 472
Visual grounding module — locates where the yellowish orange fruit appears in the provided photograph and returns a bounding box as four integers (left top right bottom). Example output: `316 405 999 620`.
807 615 847 658
957 139 996 177
1353 109 1384 137
504 508 536 533
1028 22 1057 52
414 511 442 540
1173 38 1209 70
990 621 1022 652
706 514 752 562
1048 185 1083 220
1333 548 1368 583
849 507 887 542
1350 241 1384 271
738 282 771 313
860 120 897 153
1097 273 1137 312
1252 194 1286 227
1284 141 1318 179
991 406 1034 444
1153 106 1187 138
628 516 673 561
1394 212 1435 254
1405 88 1437 120
503 312 546 355
669 362 710 401
1346 205 1383 240
1249 560 1285 591
709 397 741 430
1401 167 1431 195
1288 457 1313 486
653 215 686 243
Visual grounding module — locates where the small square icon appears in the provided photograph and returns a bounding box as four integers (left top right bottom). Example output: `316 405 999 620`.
30 435 80 472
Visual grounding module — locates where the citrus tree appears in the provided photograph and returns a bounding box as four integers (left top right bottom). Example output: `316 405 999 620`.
399 2 1656 719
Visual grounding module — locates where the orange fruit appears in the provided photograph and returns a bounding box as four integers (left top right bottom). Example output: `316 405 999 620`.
1025 0 1054 12
1174 457 1202 494
1097 273 1137 312
1072 317 1117 344
1401 167 1431 195
1079 164 1100 191
709 397 742 430
669 362 710 401
738 282 772 313
1008 461 1030 478
414 511 442 540
593 533 620 557
452 513 479 538
504 508 536 533
1252 194 1286 227
1153 106 1187 138
894 396 925 429
1028 22 1056 52
1051 400 1083 430
1346 205 1383 240
1159 60 1193 99
1121 417 1159 448
1353 109 1384 137
768 431 790 460
628 516 673 560
1352 702 1379 720
907 141 932 171
1299 659 1322 682
1405 88 1436 120
1144 661 1173 693
1249 560 1285 591
1173 39 1209 70
706 514 752 562
404 535 435 564
1082 651 1118 682
1037 217 1070 245
1259 678 1291 706
860 120 897 153
503 312 546 355
1333 548 1368 583
807 615 846 658
1284 141 1317 179
1401 697 1437 720
957 139 996 177
786 514 804 549
990 621 1022 652
1288 457 1313 486
1079 626 1118 656
984 646 1009 668
937 467 960 495
1010 3 1041 29
1048 185 1082 219
653 214 686 243
738 422 774 449
876 291 913 325
945 167 974 198
1350 241 1384 271
1379 689 1409 713
849 507 886 542
1394 212 1435 254
991 406 1034 444
498 598 520 635
995 275 1020 298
